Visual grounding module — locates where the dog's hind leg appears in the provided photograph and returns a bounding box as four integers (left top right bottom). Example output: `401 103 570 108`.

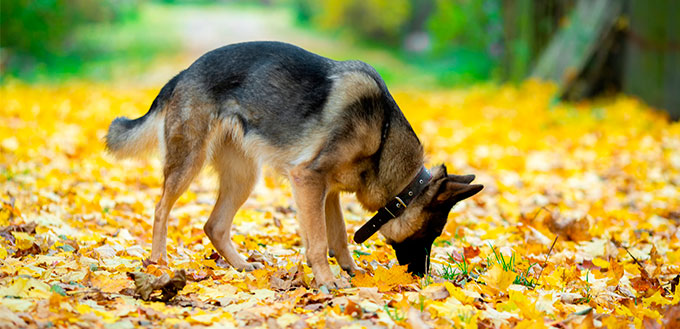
325 192 363 275
150 109 209 263
204 141 262 271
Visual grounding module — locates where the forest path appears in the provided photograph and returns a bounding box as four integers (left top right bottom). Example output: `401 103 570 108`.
141 4 432 87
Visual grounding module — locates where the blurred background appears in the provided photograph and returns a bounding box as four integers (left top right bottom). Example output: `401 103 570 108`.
1 0 678 118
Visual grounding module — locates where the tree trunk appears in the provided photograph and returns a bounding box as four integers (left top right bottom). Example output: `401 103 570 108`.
623 0 680 119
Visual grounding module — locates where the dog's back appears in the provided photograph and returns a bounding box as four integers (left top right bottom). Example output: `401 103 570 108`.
106 41 420 180
186 41 389 151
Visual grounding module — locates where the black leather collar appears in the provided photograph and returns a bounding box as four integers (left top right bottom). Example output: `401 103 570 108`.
353 166 432 244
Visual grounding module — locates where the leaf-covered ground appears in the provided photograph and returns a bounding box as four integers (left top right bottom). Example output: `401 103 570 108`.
1 81 679 328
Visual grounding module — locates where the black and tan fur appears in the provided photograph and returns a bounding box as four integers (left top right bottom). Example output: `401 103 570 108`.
105 41 482 288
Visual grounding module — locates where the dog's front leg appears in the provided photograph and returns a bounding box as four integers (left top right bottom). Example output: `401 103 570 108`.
325 192 363 275
290 166 349 289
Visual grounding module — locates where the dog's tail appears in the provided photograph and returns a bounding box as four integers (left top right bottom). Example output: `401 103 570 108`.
105 73 182 159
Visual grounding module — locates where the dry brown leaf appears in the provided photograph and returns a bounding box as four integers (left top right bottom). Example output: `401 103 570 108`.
661 303 680 329
127 270 187 301
463 246 481 260
630 265 664 297
421 284 450 300
344 300 363 318
543 212 590 242
607 258 624 286
357 287 383 304
408 307 432 329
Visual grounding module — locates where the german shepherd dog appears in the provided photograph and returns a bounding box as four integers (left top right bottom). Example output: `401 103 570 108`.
106 41 482 289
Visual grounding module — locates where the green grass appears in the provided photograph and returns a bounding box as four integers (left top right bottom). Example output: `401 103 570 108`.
2 4 181 83
383 304 405 322
487 244 538 288
438 253 483 287
440 253 470 281
575 270 593 304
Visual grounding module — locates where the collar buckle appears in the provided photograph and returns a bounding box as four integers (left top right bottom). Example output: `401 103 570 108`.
353 166 432 243
395 196 407 208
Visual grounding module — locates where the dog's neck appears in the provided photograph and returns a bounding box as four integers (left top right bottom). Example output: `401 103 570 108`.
357 119 424 212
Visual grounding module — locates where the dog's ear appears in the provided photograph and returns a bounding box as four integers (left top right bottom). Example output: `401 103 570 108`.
440 164 448 176
434 179 483 205
448 174 475 184
434 164 474 184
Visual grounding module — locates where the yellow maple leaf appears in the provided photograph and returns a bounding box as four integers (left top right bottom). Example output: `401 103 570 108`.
90 273 131 293
642 290 673 307
352 271 374 288
508 290 543 319
515 318 547 329
187 311 221 325
600 315 629 329
482 266 515 292
0 277 51 299
353 265 413 292
443 282 475 304
11 231 35 250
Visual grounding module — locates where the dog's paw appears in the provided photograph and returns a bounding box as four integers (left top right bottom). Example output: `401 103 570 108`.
235 262 264 272
317 276 350 290
342 264 366 276
245 262 264 271
337 258 364 276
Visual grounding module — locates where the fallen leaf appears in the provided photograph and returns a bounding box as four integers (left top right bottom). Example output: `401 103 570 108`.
661 303 680 329
357 287 383 304
607 257 624 286
0 306 27 328
344 300 363 318
422 283 450 300
463 246 480 260
10 231 35 250
482 266 515 292
543 212 590 242
669 274 679 294
630 265 664 297
352 265 414 292
127 270 187 301
408 307 432 329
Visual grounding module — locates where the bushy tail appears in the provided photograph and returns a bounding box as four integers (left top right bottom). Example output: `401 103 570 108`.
105 110 162 159
105 71 183 159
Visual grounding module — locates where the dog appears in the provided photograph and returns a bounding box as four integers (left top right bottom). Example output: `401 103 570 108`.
105 41 482 288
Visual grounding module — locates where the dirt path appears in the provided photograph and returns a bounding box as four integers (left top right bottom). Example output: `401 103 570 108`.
142 4 433 87
179 6 297 57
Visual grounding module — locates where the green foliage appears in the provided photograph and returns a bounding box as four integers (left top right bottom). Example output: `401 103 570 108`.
292 0 504 85
1 0 139 57
575 270 592 304
440 253 469 280
487 244 538 288
488 244 515 272
425 0 503 83
427 0 502 54
383 304 405 322
439 253 482 287
294 0 411 45
50 284 67 296
1 2 179 81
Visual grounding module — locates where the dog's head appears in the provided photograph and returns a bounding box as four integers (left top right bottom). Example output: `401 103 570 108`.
379 164 482 275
